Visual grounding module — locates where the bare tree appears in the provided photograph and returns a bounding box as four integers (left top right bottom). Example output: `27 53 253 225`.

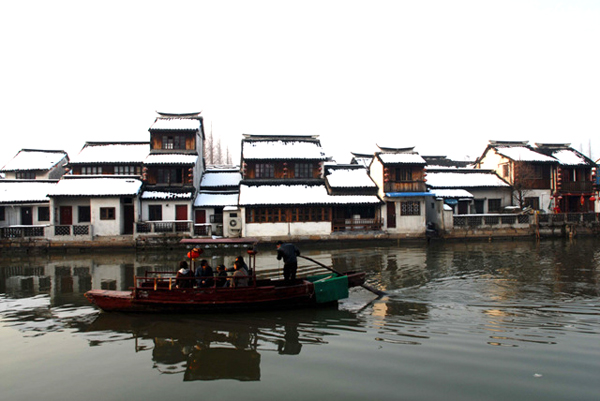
205 124 214 165
512 162 539 209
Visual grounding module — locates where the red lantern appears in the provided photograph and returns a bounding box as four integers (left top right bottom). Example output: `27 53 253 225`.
187 248 203 259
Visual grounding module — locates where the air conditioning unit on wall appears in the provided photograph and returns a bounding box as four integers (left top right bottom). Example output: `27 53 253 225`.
223 207 242 238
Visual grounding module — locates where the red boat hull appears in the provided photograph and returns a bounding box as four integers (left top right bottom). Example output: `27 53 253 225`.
85 272 366 313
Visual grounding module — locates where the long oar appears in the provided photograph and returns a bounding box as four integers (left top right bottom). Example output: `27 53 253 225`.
298 255 387 297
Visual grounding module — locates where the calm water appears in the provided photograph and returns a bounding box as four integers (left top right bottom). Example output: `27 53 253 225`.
1 239 599 401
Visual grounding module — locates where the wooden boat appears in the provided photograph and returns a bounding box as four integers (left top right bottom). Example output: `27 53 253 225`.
85 247 366 313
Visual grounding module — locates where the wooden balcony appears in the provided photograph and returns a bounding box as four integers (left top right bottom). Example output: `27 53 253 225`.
558 181 593 193
383 181 427 193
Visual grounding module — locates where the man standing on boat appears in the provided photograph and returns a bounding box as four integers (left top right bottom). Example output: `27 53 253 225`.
276 241 300 282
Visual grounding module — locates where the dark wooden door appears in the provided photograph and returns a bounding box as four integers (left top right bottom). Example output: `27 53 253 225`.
21 207 32 225
123 205 134 234
60 206 72 225
386 202 396 228
195 210 206 224
176 205 188 220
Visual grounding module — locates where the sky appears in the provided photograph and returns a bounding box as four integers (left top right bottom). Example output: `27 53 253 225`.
1 0 599 168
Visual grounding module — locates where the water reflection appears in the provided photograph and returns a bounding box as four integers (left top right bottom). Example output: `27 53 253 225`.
76 307 363 381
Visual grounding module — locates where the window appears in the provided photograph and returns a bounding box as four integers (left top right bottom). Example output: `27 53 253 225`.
115 165 140 175
501 164 510 178
100 207 115 220
525 197 540 210
0 206 5 221
162 135 186 150
488 199 502 213
38 207 50 222
78 206 91 223
245 207 331 223
149 205 162 221
157 168 183 184
16 171 36 179
400 201 420 216
255 163 274 178
396 168 412 182
294 163 312 178
82 166 102 175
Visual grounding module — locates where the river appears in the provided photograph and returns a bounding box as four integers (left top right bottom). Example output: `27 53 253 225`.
1 238 599 401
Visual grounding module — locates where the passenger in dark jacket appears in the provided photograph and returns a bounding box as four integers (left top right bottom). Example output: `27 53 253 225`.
276 241 300 281
176 260 194 288
195 259 214 288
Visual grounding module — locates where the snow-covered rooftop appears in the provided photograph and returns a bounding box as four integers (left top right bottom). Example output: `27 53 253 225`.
351 157 373 168
430 189 474 199
194 192 239 207
239 184 381 206
69 143 149 164
0 181 58 204
378 153 426 165
242 140 328 160
48 177 142 197
326 168 376 189
200 171 242 188
150 118 201 130
140 190 193 200
550 149 591 166
144 154 198 165
1 150 67 172
426 171 510 188
495 146 556 163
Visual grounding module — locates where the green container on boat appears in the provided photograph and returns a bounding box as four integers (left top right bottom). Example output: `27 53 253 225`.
307 274 349 303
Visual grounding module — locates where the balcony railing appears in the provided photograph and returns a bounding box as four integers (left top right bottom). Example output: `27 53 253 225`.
558 182 594 193
194 223 212 236
135 220 193 235
538 213 600 224
383 181 427 193
453 214 531 228
332 218 383 232
54 225 91 236
1 225 47 239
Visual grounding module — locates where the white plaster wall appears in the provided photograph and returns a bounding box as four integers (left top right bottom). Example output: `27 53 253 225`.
478 151 511 183
244 221 331 237
470 188 513 213
384 199 427 234
141 200 192 221
49 197 91 224
369 158 385 197
91 198 121 236
516 189 553 212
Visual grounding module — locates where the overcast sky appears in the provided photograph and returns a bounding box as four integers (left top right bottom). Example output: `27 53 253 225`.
1 0 599 168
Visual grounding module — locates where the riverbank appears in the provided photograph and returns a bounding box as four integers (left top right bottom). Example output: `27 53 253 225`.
2 224 598 255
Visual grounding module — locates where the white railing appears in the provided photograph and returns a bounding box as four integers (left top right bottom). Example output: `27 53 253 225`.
134 220 193 236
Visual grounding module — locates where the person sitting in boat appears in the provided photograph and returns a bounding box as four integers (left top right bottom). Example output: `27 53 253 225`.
234 256 252 282
231 259 249 288
276 241 300 282
195 259 214 288
215 264 229 287
175 260 194 288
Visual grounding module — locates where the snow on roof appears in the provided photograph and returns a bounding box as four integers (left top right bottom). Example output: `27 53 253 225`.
150 118 201 130
194 192 239 207
200 171 242 188
1 150 67 172
69 143 149 164
0 181 57 204
378 153 426 165
48 177 142 197
239 184 381 206
242 140 328 160
326 168 376 189
430 189 474 198
551 149 591 166
140 190 193 200
495 146 556 163
144 154 198 165
426 171 510 188
351 157 373 168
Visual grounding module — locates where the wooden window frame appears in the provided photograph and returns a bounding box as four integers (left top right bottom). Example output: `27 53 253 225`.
100 207 116 220
400 201 420 216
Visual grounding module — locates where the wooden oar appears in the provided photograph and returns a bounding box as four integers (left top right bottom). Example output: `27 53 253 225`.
298 255 387 297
